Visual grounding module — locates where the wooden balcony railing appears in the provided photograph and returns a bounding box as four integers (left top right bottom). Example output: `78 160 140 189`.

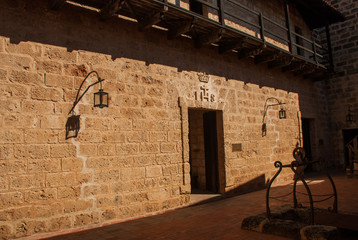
50 0 335 79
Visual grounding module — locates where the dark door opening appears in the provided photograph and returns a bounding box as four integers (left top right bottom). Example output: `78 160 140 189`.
302 118 313 172
188 109 224 194
343 129 358 169
203 111 219 192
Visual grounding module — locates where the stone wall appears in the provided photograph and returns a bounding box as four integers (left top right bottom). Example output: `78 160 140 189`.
0 0 332 238
324 0 358 167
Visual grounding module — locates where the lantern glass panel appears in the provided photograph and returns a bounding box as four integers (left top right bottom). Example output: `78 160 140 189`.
279 108 286 119
94 89 108 108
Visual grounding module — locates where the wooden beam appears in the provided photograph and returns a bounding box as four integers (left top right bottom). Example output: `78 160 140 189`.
100 0 126 21
167 19 195 40
49 0 66 10
195 29 224 48
254 52 281 64
218 38 247 54
294 65 315 76
268 57 293 69
138 6 168 32
282 61 305 72
238 45 265 59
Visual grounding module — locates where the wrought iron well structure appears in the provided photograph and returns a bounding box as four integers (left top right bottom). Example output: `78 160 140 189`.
266 147 338 225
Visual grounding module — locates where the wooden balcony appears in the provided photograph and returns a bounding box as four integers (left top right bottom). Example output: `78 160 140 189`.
50 0 343 80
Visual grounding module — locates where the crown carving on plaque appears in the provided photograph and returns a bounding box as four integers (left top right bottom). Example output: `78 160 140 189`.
197 72 209 83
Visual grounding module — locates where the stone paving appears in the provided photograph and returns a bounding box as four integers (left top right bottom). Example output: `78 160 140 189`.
41 171 358 240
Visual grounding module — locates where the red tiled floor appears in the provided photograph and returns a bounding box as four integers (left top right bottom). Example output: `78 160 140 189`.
41 171 358 240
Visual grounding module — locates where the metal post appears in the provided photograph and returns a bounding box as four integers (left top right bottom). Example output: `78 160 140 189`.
259 13 265 43
325 25 334 71
217 0 225 26
284 1 293 53
313 38 318 64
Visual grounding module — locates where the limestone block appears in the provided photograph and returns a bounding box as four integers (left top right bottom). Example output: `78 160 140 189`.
148 189 169 201
112 118 132 131
116 143 139 154
22 100 54 115
98 144 116 156
62 157 83 172
155 154 171 165
0 175 8 191
57 186 81 199
86 157 110 169
31 86 62 101
28 159 61 173
160 142 177 153
121 167 145 181
45 73 73 89
10 174 45 190
50 144 76 158
6 41 42 57
1 84 30 98
79 144 98 156
94 169 120 183
0 192 23 208
24 188 57 203
24 129 58 143
150 131 167 142
63 64 88 77
0 99 21 114
6 159 27 174
123 192 149 204
0 53 32 70
0 145 13 160
35 60 62 74
146 166 162 178
9 70 43 86
49 216 72 232
101 208 117 221
46 172 77 187
44 46 77 63
15 220 47 238
0 206 32 221
140 143 159 153
63 199 93 213
74 212 100 227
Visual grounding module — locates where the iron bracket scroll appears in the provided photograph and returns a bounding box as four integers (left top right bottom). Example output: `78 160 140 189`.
266 147 338 225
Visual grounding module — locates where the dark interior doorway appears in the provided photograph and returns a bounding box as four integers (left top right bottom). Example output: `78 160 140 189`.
343 129 358 168
203 111 219 192
302 118 313 172
188 109 224 194
189 0 203 15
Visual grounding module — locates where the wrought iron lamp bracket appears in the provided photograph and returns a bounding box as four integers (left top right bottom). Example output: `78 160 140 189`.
262 97 286 136
68 70 105 115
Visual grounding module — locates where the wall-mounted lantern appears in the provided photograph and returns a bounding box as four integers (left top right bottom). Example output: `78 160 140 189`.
262 97 286 137
66 71 108 139
346 104 355 123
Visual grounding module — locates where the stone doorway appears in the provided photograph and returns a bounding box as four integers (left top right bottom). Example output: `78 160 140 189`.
302 118 313 172
188 109 225 195
343 129 358 171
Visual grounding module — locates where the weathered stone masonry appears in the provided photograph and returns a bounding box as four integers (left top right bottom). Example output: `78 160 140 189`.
0 0 338 238
325 0 358 167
